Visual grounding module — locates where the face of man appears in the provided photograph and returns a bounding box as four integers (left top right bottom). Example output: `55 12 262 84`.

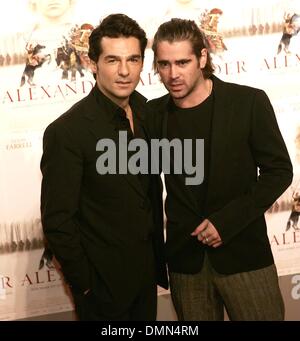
91 36 143 107
156 40 208 106
35 0 71 19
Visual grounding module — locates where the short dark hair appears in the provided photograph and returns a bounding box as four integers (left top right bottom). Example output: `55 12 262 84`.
88 13 147 62
152 18 214 78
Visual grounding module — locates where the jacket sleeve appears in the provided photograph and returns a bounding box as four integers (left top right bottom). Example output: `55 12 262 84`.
209 90 293 243
40 122 90 293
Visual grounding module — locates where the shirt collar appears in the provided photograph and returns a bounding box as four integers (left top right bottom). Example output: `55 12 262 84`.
93 86 127 122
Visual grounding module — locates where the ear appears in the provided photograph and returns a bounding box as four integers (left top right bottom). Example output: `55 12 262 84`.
90 60 97 74
199 48 208 69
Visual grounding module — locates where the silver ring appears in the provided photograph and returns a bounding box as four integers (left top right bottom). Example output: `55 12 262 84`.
205 237 209 243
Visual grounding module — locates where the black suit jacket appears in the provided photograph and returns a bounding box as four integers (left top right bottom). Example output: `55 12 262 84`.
40 87 168 314
147 75 293 275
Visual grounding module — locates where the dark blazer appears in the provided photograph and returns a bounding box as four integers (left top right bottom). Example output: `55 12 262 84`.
40 86 168 315
147 75 293 275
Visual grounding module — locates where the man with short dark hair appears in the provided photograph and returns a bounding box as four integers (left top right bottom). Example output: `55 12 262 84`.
40 14 167 321
147 18 292 321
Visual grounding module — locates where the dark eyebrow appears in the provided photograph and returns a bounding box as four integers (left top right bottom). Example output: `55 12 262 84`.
128 54 142 59
176 58 192 63
157 58 192 64
104 55 119 60
104 54 142 60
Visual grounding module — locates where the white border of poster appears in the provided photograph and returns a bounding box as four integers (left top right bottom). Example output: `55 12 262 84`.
1 0 300 319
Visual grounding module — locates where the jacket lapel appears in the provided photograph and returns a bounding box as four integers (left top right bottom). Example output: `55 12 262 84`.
83 86 118 140
204 76 234 213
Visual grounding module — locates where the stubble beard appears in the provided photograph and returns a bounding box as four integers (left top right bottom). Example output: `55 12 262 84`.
169 81 198 100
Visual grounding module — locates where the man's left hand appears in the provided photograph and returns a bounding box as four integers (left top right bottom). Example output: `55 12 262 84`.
191 219 223 248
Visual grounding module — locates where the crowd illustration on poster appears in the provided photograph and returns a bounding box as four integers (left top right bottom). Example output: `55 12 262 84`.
18 0 95 86
277 12 300 54
285 191 300 232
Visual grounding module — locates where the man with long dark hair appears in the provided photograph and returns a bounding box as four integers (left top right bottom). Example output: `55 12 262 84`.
148 18 292 321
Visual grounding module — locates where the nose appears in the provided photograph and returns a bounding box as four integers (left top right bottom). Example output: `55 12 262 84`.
169 65 179 79
118 61 129 77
